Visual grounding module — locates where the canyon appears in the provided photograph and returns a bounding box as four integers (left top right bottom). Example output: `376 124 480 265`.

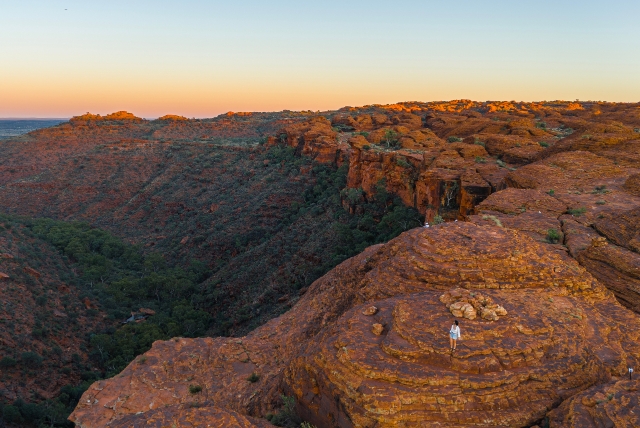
1 100 640 427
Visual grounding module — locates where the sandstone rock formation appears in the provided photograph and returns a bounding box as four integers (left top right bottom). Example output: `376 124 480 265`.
70 223 640 427
106 405 275 427
3 100 640 426
547 379 640 428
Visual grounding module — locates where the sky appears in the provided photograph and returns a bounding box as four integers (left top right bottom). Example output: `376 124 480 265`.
1 0 639 118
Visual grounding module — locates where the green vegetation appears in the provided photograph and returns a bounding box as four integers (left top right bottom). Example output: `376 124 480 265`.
547 229 562 244
567 207 587 216
447 136 463 143
189 385 202 394
496 159 507 168
0 356 17 368
432 215 445 225
592 185 610 194
547 189 555 196
13 216 212 378
0 143 424 426
383 129 400 148
0 384 87 427
475 156 486 163
21 351 43 368
538 141 549 148
266 395 301 427
247 372 260 383
482 215 503 228
536 121 547 129
396 156 411 168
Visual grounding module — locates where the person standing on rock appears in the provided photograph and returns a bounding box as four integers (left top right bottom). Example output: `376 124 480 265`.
449 320 461 352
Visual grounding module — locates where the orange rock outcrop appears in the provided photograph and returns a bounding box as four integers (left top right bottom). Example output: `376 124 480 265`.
71 223 640 427
3 100 640 426
547 379 640 428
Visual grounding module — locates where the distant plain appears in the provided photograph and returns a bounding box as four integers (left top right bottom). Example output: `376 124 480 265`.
0 119 66 139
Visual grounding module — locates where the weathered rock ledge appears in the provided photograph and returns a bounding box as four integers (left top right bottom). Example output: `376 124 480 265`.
70 224 640 427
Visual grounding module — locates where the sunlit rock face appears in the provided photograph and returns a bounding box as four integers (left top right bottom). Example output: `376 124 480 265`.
71 224 640 427
5 100 640 427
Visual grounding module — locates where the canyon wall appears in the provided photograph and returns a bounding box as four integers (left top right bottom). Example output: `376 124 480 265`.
70 101 640 427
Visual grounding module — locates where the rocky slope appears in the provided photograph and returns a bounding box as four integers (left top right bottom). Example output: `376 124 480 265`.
0 110 415 337
269 101 640 316
0 215 106 413
70 223 640 427
2 100 640 426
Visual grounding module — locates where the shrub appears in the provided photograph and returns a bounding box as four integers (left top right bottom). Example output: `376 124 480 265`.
341 188 364 206
547 229 562 244
547 189 555 196
567 207 587 216
596 200 606 205
475 156 486 163
396 157 411 168
21 351 43 367
362 145 370 150
189 385 202 394
482 215 503 228
247 373 259 383
432 215 444 225
474 139 485 147
447 136 463 143
535 121 547 129
592 185 609 194
496 159 506 168
2 405 22 424
538 141 549 148
0 356 17 368
266 395 301 427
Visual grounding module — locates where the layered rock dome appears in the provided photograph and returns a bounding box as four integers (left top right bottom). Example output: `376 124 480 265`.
71 223 640 427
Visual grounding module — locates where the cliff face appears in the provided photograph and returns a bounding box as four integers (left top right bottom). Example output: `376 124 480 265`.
268 101 640 226
269 101 640 318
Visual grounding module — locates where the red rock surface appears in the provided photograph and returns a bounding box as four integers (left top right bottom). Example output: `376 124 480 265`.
547 378 640 428
106 405 275 427
269 101 640 226
3 101 640 426
70 224 640 427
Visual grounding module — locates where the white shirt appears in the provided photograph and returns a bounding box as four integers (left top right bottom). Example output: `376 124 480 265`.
450 325 461 339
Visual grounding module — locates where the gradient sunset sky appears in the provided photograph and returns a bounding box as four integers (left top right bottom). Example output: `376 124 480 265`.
1 0 639 118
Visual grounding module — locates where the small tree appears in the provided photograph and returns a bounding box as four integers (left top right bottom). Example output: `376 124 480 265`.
383 129 399 148
443 182 459 208
21 351 43 368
